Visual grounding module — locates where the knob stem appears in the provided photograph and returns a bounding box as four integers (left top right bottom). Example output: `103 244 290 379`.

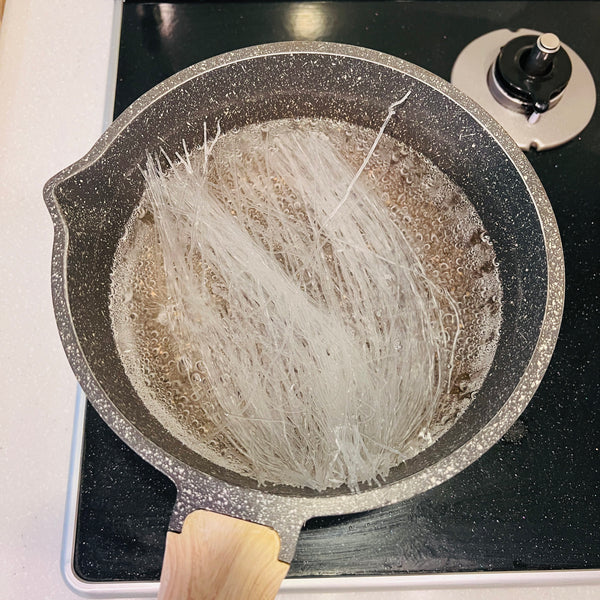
523 33 561 76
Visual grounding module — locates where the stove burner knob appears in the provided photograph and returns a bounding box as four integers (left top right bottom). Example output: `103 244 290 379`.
451 28 596 149
488 33 572 118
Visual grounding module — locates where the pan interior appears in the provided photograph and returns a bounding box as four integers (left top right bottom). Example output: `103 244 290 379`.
58 51 549 497
110 116 503 492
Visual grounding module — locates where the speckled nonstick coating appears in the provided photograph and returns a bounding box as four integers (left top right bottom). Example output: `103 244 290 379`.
44 42 564 562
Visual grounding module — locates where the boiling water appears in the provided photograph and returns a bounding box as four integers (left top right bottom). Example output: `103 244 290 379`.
110 118 502 491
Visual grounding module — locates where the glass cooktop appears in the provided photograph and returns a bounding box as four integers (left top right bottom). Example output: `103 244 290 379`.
68 0 600 588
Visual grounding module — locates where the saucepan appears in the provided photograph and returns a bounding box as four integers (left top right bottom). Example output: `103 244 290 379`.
44 42 564 598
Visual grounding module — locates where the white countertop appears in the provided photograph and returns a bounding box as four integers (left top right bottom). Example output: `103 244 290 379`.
0 1 598 598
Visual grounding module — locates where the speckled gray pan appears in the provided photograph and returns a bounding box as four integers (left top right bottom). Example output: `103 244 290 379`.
44 42 564 563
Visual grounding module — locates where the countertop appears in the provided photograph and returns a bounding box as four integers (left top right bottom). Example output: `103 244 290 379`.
0 1 597 598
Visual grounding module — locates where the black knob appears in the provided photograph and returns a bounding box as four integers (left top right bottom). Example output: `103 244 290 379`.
493 33 572 114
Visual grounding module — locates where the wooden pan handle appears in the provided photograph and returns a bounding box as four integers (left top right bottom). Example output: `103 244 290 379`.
157 509 290 600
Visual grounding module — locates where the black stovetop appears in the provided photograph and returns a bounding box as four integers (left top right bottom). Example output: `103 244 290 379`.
73 1 600 583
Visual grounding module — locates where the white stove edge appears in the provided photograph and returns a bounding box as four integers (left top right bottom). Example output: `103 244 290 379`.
47 1 600 598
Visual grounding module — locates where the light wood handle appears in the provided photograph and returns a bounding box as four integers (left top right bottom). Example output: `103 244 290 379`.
157 509 290 600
